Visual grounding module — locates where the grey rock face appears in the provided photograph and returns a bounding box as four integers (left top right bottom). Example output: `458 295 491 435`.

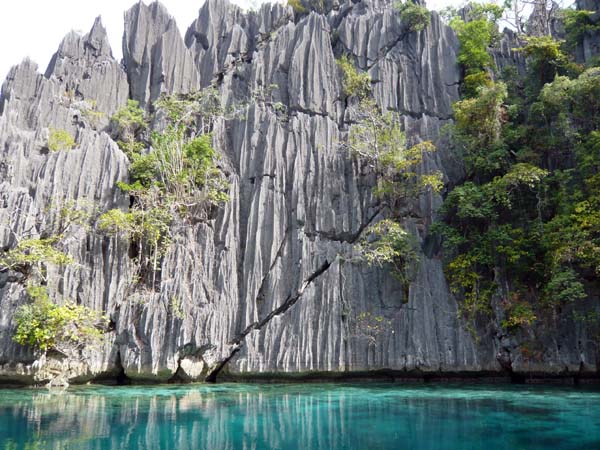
0 20 130 383
123 1 200 107
0 0 597 385
575 0 600 64
492 29 526 77
185 0 254 88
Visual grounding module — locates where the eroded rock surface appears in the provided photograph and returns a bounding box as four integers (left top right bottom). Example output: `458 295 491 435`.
0 0 597 385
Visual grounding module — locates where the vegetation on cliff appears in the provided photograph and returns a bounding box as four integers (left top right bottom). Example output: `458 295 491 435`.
435 1 600 339
338 53 442 291
99 89 230 289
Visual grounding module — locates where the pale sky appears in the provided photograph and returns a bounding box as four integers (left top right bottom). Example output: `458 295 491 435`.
0 0 455 84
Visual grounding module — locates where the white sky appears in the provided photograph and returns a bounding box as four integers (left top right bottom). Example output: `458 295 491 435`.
0 0 456 83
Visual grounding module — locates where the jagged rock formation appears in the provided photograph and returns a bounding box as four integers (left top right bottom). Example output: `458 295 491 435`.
0 0 598 385
124 1 200 106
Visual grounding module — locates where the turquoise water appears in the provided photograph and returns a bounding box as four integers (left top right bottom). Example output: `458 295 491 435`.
0 383 599 449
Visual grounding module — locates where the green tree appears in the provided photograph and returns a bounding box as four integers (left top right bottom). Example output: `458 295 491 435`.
348 98 442 200
452 81 508 178
396 1 431 33
360 219 419 290
449 2 504 97
346 98 441 290
518 36 570 96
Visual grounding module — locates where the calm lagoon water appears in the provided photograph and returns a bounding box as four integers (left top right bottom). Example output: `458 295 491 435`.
0 383 599 450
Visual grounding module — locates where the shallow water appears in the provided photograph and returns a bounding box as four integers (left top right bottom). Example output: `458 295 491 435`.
0 383 599 449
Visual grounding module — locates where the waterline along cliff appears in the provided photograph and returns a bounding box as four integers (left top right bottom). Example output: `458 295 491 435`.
1 0 599 386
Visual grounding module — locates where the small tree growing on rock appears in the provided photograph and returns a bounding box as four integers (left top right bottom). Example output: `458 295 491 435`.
13 284 107 357
48 128 75 152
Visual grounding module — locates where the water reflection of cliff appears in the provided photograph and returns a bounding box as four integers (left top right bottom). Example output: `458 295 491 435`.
1 385 599 450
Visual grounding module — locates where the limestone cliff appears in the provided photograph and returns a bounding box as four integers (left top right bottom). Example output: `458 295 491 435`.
0 0 597 385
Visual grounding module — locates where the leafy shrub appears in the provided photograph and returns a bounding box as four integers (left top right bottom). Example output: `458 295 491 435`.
463 71 493 99
48 128 75 152
102 90 230 288
97 209 136 235
0 238 73 273
518 36 569 93
155 89 222 133
344 97 440 292
453 81 508 177
98 205 172 283
347 99 442 202
111 99 147 158
13 285 106 354
542 267 587 306
111 100 146 138
337 55 371 99
502 298 537 330
352 311 392 345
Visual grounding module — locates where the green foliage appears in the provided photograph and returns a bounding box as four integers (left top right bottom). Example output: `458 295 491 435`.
97 209 136 235
154 89 222 133
48 128 75 152
0 238 73 274
117 139 145 159
490 163 548 208
562 9 600 51
463 71 493 98
337 55 371 99
111 99 147 158
352 311 392 345
128 127 230 212
170 296 185 320
13 284 106 354
451 18 495 75
518 36 569 94
348 98 442 201
346 97 440 292
361 219 418 285
80 100 105 128
288 0 307 13
98 201 173 278
287 0 323 13
111 100 146 137
101 89 230 288
53 199 96 234
99 205 172 254
502 296 537 330
542 267 587 306
454 81 507 145
443 181 495 223
449 2 503 97
452 81 508 177
436 43 600 338
396 1 430 33
537 68 600 134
